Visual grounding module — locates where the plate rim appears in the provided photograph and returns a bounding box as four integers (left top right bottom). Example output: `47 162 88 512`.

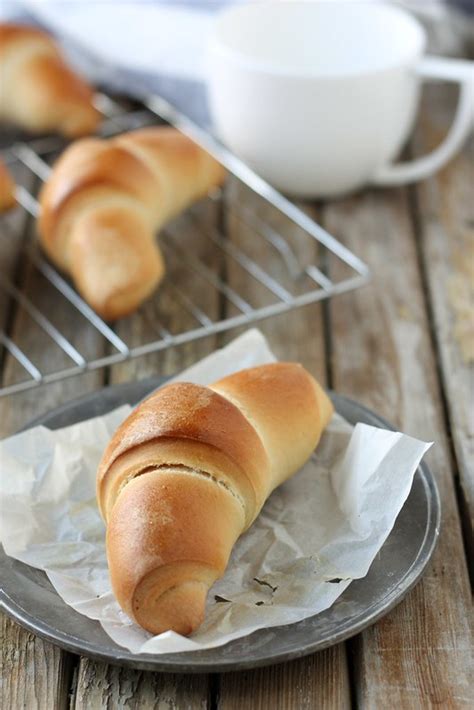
0 379 441 673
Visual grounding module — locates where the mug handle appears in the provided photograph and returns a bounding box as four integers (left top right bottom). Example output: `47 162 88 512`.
371 56 474 186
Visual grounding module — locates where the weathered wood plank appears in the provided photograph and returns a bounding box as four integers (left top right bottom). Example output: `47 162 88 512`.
0 162 32 338
219 183 350 709
73 662 208 710
323 184 473 708
218 646 350 710
1 617 74 710
0 255 106 430
413 83 474 547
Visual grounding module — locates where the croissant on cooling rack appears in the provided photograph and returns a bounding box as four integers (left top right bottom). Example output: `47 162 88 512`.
38 126 225 320
0 158 16 212
0 22 100 137
97 362 334 636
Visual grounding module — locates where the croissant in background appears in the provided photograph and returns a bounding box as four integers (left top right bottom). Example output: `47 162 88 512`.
38 127 225 320
97 362 334 636
0 159 15 212
0 23 100 136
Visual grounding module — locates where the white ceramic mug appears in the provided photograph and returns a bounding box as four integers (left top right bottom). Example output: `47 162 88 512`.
207 1 474 197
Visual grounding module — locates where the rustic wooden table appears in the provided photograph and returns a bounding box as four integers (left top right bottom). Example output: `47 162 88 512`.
1 81 473 708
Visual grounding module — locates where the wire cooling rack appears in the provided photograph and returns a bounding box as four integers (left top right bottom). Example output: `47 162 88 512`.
0 92 369 397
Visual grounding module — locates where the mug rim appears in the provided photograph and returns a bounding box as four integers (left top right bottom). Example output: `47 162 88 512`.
210 1 426 79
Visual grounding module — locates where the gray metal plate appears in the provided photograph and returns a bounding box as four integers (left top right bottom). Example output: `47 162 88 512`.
0 377 440 673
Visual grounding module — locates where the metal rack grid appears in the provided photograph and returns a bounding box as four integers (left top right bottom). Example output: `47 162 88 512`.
0 92 370 397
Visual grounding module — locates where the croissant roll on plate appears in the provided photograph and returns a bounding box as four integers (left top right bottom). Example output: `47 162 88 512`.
0 23 100 136
38 127 226 320
0 159 16 212
97 362 334 636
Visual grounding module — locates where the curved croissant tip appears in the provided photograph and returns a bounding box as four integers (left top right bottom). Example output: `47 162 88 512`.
133 581 208 637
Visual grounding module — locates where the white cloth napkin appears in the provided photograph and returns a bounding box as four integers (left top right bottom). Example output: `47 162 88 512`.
23 0 215 82
0 1 453 127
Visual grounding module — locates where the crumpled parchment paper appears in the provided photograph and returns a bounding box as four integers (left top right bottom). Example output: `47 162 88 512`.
0 329 432 654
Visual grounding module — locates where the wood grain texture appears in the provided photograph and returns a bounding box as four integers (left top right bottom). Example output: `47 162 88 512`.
323 185 474 709
1 616 74 710
413 83 474 547
219 184 350 709
73 661 208 710
0 256 106 431
0 163 30 328
218 646 350 710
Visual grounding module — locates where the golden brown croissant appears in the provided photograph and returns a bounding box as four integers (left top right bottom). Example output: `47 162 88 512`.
0 158 16 212
0 22 100 136
38 126 225 320
97 362 334 636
